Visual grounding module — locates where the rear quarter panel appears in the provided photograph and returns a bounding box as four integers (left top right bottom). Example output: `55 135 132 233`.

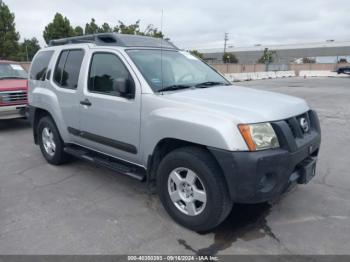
28 49 70 141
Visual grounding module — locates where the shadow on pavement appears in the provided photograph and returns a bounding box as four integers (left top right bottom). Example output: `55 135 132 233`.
0 118 30 132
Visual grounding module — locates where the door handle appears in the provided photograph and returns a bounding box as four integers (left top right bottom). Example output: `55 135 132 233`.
80 99 92 106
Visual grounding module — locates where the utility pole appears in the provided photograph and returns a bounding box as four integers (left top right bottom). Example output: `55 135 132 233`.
224 32 229 54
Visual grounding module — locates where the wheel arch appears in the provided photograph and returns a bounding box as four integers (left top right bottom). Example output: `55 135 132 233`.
31 107 64 145
31 107 52 144
146 138 226 188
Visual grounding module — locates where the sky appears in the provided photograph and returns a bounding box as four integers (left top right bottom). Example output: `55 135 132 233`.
5 0 350 50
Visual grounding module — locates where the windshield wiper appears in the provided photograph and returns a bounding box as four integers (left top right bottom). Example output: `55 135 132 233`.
195 81 230 88
158 84 192 93
157 82 229 92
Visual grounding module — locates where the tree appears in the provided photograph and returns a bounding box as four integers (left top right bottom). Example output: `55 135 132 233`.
43 16 167 45
17 38 40 61
115 21 164 38
142 24 164 38
189 50 203 59
117 20 141 35
0 1 20 60
43 13 75 44
74 26 84 36
85 18 100 34
302 57 316 64
258 48 276 64
85 19 154 35
339 58 348 63
84 19 113 34
223 52 238 63
99 23 113 33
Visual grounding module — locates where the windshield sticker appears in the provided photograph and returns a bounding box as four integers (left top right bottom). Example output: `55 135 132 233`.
180 51 199 61
151 78 161 85
10 64 24 71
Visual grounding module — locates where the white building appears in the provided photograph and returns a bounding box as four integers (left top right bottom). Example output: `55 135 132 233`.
199 40 350 64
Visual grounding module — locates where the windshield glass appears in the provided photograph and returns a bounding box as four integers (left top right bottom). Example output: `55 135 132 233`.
126 49 229 92
0 63 27 79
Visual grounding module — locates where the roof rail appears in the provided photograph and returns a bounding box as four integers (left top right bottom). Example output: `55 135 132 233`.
48 33 178 49
48 33 117 46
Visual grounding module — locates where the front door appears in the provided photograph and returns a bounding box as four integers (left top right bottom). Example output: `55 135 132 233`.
78 50 141 164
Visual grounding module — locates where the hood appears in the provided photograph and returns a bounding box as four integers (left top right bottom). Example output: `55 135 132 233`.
164 85 309 123
0 79 28 92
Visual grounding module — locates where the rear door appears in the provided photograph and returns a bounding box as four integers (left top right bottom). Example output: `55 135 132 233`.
51 48 85 143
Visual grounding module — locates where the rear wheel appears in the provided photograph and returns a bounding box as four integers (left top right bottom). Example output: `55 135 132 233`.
157 147 232 231
37 116 69 165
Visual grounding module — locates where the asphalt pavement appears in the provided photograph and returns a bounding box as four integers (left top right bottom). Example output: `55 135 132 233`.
0 77 349 255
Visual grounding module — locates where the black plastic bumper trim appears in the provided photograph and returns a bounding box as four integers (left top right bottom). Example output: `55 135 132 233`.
208 120 321 203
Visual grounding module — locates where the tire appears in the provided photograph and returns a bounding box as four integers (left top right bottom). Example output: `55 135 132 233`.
157 146 233 231
37 116 69 165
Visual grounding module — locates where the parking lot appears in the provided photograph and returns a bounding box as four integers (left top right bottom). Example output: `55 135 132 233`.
0 77 349 255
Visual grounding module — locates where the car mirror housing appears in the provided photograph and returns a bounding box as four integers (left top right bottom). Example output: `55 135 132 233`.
114 78 135 99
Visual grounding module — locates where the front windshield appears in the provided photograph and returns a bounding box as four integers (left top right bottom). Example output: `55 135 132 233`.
126 49 229 92
0 63 27 79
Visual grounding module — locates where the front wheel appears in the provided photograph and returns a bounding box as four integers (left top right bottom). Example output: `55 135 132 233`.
157 147 233 231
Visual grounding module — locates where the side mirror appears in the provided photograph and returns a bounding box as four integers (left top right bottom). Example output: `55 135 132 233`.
113 78 135 99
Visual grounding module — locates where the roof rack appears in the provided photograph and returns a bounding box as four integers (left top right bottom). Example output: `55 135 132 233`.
48 33 178 49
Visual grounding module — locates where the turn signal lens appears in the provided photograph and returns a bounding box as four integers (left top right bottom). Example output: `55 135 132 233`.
238 124 256 151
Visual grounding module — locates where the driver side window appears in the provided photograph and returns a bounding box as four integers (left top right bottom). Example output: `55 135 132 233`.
88 52 134 98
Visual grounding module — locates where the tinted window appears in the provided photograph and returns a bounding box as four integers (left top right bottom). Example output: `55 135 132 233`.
30 51 54 80
54 49 84 89
54 50 68 85
88 53 131 96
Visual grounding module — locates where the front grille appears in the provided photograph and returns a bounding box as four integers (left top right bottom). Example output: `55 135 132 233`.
286 119 298 137
0 90 27 104
272 110 320 153
284 111 312 138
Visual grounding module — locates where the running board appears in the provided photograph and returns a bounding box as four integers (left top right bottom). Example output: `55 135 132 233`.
64 145 146 181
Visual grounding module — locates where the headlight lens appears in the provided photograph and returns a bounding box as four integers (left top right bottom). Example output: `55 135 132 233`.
238 123 280 151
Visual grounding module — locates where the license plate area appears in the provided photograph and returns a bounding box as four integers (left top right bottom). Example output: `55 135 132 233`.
297 157 317 184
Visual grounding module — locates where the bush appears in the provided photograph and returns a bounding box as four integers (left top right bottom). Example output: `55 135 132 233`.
222 52 238 63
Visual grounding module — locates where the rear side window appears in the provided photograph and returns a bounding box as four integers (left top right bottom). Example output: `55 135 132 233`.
54 50 69 85
30 51 54 80
54 49 84 89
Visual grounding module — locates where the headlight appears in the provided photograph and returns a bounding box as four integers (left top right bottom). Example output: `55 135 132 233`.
238 123 279 151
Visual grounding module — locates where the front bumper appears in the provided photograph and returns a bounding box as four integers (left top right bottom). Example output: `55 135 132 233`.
0 105 27 120
209 110 321 203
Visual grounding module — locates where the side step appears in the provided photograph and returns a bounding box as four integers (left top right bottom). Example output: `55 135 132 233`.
64 145 146 181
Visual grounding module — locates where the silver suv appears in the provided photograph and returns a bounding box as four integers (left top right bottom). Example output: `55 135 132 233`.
28 33 321 231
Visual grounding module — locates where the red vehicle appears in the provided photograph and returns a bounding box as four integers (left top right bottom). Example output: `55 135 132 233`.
0 60 28 120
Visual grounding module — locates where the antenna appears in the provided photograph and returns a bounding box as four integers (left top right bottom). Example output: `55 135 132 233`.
160 9 164 91
160 9 164 36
